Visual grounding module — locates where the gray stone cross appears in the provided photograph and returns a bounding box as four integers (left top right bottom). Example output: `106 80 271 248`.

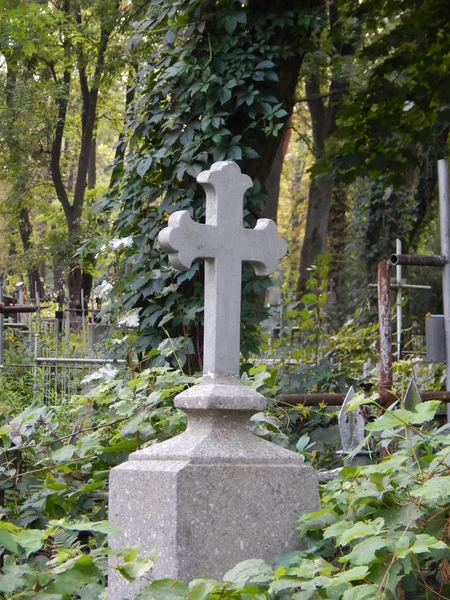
158 161 286 378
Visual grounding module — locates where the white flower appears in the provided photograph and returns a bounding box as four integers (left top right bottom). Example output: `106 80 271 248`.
118 311 140 328
110 236 134 251
81 365 119 384
93 280 113 298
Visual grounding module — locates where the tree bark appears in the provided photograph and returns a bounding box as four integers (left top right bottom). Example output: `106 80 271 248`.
5 58 44 294
50 1 118 300
18 208 44 299
297 0 355 296
263 125 292 223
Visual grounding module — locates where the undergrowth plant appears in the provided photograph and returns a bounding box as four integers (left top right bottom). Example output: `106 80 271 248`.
130 399 450 600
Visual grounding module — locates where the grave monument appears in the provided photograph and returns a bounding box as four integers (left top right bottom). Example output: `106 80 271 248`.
109 161 318 598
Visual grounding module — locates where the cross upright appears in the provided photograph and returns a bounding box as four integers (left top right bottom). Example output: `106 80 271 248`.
158 161 286 379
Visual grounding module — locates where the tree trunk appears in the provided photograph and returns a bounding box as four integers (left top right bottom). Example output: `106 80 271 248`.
263 125 292 222
298 174 333 294
87 136 96 189
50 2 118 301
5 59 44 295
18 207 44 298
327 181 348 322
297 0 355 296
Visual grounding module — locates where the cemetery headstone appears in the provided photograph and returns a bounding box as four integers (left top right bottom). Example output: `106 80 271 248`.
108 161 318 598
338 386 370 467
403 377 421 412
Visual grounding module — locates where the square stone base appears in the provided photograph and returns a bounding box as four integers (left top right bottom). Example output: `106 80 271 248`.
108 456 318 598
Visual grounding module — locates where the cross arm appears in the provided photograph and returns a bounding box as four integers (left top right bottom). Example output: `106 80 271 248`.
158 210 215 270
244 219 287 276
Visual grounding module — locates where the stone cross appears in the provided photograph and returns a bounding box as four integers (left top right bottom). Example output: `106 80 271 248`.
158 161 287 378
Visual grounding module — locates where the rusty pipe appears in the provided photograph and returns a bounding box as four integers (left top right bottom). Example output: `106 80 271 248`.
378 260 397 408
0 303 38 314
389 254 447 267
275 391 450 407
276 393 346 406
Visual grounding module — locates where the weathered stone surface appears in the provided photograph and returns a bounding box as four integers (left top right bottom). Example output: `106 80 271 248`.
109 381 318 598
158 161 286 379
108 162 318 598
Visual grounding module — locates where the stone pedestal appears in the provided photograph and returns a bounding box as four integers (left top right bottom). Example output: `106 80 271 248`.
108 378 318 599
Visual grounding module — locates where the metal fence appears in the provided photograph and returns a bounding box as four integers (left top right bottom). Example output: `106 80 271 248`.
31 335 127 402
0 333 127 404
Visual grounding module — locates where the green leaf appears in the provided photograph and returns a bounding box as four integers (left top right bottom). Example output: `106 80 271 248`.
224 558 272 588
65 520 122 535
328 566 369 585
410 476 450 500
16 528 45 558
343 584 379 600
342 536 392 566
301 293 317 305
136 579 189 599
52 444 76 462
48 554 104 594
0 529 19 555
366 401 439 432
298 509 338 533
256 60 275 69
190 579 222 600
323 521 354 540
224 16 237 35
408 533 448 554
337 518 385 546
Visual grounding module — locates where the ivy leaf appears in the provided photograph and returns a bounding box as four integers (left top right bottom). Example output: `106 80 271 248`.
118 557 155 583
0 529 19 555
189 579 222 600
16 528 45 558
337 518 385 546
328 566 369 585
366 402 439 432
66 520 121 535
342 536 392 566
410 476 450 500
224 558 272 588
343 584 380 600
136 579 189 599
408 533 448 554
52 444 76 462
323 521 354 540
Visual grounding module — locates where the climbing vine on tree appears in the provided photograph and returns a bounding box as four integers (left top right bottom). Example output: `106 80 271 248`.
100 0 323 369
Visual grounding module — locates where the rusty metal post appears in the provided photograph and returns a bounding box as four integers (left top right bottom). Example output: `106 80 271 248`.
395 239 403 361
378 260 396 408
389 254 447 267
275 390 450 406
0 275 3 368
438 159 450 422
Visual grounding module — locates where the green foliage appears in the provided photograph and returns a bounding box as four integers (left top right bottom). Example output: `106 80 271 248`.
99 0 323 366
0 357 196 597
131 401 450 599
333 0 450 184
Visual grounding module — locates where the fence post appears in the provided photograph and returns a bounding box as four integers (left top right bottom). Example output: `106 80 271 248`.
438 159 450 422
33 333 40 399
0 274 3 369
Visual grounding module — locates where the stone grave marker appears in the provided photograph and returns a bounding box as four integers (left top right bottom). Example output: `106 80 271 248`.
403 377 421 412
108 161 318 598
338 386 370 467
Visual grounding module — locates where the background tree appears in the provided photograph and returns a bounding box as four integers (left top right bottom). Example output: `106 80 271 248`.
0 0 142 300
